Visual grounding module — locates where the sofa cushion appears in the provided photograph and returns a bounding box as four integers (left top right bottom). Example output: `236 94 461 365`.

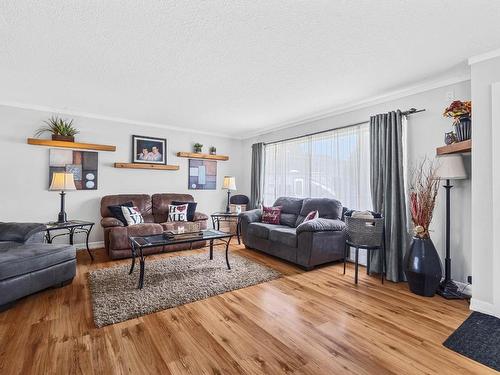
247 222 289 240
296 198 343 226
269 227 297 248
107 201 134 225
171 201 197 222
262 206 282 224
0 242 75 281
101 194 154 223
0 223 46 243
273 197 304 227
152 193 194 223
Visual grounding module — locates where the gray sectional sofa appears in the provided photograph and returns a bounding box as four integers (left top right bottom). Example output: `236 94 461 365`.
239 197 347 270
0 222 76 310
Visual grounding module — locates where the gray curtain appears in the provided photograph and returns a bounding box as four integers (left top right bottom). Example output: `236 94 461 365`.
250 143 265 209
369 110 409 282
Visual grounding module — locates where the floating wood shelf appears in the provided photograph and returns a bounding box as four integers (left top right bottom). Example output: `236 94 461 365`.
114 162 179 170
436 140 471 155
176 152 229 161
27 138 116 152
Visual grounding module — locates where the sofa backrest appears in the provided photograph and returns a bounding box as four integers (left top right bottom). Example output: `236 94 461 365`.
296 197 343 226
273 197 304 227
100 194 154 223
152 193 194 223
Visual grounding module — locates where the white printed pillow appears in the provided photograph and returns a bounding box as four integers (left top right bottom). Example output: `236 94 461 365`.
168 204 189 222
303 210 319 223
121 206 145 226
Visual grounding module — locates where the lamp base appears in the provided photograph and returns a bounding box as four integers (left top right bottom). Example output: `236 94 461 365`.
57 211 68 224
436 279 469 300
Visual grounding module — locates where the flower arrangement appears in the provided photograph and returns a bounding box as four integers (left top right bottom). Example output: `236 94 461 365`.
443 100 472 124
409 159 440 238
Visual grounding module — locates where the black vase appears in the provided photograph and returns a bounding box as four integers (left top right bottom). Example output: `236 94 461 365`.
404 237 443 297
455 116 471 141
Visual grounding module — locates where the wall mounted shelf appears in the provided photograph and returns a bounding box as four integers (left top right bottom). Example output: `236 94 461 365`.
176 152 229 161
436 140 471 155
27 138 116 152
114 162 179 170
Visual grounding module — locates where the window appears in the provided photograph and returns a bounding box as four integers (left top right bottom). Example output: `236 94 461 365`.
263 123 372 210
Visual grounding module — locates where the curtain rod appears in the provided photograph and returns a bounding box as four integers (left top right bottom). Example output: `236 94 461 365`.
263 108 425 146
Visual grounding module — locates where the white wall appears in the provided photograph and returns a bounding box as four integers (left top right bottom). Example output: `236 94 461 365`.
241 81 472 284
0 105 245 246
470 54 500 317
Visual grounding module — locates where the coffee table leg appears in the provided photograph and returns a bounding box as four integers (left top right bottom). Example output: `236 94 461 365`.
209 239 214 260
139 247 145 289
225 237 232 270
129 241 136 275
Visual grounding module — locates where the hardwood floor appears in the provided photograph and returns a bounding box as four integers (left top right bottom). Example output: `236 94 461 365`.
0 242 493 374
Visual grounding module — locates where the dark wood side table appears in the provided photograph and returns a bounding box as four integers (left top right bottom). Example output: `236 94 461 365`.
45 220 95 261
210 212 242 244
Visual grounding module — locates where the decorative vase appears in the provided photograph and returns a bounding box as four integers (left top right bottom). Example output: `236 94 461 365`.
52 134 75 142
444 131 456 145
454 116 471 142
404 236 443 297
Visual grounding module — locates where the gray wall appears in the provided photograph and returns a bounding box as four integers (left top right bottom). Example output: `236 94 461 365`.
0 105 245 247
470 55 500 317
242 81 472 284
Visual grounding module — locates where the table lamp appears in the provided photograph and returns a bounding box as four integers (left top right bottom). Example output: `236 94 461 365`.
435 154 467 299
49 172 76 223
222 176 236 213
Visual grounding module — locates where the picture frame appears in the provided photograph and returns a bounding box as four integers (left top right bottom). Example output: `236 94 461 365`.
132 135 167 165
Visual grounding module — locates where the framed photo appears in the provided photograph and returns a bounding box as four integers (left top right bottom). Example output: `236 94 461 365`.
188 159 217 190
132 135 167 165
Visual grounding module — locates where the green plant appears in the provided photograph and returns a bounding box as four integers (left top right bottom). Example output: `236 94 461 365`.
209 146 216 152
35 116 79 137
193 143 203 152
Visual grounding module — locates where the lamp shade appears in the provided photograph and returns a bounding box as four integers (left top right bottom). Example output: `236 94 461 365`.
50 172 77 191
222 176 236 190
436 155 467 180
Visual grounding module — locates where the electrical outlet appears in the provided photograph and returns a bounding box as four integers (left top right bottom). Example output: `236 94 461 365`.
467 275 472 284
446 90 455 101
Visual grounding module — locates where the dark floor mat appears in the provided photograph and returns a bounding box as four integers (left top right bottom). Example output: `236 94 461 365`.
443 311 500 372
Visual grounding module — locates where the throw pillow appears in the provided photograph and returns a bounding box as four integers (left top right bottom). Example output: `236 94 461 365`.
108 201 134 225
303 210 319 223
171 201 197 221
168 204 189 222
121 206 145 226
262 206 282 224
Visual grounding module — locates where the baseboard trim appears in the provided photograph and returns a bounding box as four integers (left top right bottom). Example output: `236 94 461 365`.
74 241 104 251
470 298 496 316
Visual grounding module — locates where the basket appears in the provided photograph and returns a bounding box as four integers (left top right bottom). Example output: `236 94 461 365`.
345 215 384 248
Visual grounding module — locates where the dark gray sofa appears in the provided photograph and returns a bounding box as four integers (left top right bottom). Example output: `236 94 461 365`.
0 222 76 310
239 197 346 270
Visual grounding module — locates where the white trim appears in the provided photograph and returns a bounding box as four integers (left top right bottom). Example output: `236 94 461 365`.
470 298 497 317
468 48 500 65
0 100 238 140
240 74 470 139
74 241 104 251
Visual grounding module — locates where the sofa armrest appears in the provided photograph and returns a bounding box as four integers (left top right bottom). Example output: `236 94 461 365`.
0 222 46 243
296 218 345 234
192 212 208 222
239 209 262 224
101 217 124 228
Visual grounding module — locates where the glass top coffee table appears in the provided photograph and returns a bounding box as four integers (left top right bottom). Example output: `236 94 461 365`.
128 229 233 289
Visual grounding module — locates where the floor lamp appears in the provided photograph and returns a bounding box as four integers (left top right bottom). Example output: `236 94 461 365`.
435 154 467 299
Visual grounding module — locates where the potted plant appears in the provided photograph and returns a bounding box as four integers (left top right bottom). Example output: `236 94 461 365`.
209 146 216 155
404 159 443 297
443 100 472 142
193 143 203 153
35 116 79 142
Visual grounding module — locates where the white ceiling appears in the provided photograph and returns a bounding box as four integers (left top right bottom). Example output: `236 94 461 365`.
1 1 500 138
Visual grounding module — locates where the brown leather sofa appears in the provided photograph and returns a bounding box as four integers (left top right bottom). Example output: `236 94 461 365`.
100 193 208 259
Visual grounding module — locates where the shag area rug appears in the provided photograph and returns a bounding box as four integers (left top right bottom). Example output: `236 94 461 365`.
88 251 281 327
